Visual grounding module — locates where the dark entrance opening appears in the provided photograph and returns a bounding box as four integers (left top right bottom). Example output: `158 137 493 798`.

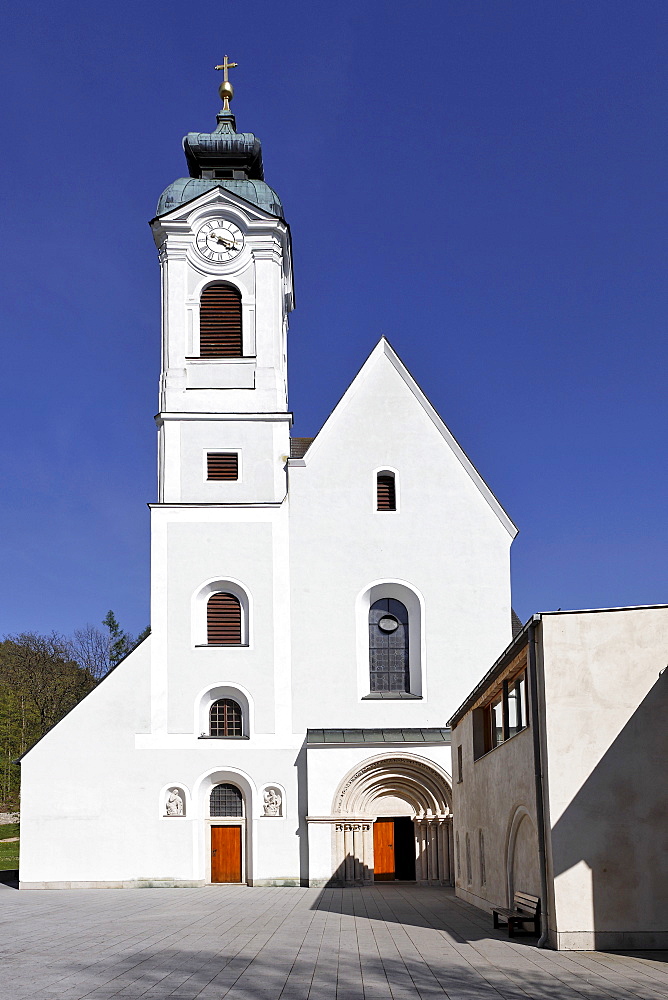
393 817 416 881
373 816 416 882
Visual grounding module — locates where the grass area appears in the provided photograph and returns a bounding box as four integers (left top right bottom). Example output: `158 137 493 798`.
0 822 19 870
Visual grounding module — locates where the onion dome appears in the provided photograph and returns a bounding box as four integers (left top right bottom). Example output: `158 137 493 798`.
157 62 283 218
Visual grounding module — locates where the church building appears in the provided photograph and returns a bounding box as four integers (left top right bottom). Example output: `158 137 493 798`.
19 69 517 890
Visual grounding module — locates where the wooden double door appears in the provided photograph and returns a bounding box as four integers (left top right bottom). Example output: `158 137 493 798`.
373 817 416 881
211 825 242 883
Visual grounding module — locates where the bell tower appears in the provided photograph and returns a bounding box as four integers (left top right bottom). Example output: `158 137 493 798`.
147 66 295 740
150 63 294 505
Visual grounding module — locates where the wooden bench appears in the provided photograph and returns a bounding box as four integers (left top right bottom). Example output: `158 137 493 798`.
492 891 540 937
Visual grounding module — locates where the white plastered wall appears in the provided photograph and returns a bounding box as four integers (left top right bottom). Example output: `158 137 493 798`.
450 644 539 913
289 342 515 732
541 607 668 950
19 635 304 887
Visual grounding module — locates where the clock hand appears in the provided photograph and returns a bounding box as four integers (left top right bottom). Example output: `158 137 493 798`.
216 236 242 248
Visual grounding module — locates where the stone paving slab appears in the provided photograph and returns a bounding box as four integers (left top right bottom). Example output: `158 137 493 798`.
0 882 666 1000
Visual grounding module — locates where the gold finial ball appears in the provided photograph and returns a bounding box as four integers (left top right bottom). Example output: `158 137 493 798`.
219 80 234 102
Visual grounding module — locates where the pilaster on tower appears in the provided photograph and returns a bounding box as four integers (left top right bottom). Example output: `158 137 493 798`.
150 75 294 504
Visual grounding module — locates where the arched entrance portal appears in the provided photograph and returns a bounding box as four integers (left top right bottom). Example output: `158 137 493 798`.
332 754 453 885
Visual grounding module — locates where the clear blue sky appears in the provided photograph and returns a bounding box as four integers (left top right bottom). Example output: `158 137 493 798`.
1 0 666 638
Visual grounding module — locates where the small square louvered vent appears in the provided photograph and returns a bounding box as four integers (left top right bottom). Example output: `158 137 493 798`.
207 453 239 481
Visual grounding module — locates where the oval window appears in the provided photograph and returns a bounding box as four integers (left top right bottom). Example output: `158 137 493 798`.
378 615 399 633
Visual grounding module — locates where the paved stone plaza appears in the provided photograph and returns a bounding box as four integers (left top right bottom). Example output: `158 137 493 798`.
1 882 666 1000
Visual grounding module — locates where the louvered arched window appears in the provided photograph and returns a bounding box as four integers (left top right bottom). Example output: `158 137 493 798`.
377 472 396 511
369 598 409 692
209 699 243 737
207 592 242 644
199 284 242 357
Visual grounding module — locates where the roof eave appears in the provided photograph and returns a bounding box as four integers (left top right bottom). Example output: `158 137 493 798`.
447 616 539 729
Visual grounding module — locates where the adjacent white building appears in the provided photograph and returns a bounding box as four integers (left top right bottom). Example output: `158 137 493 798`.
449 605 668 950
19 84 517 889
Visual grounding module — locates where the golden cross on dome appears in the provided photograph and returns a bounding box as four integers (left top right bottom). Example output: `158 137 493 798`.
214 56 238 111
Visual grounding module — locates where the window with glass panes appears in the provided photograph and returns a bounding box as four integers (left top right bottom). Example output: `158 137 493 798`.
209 698 243 737
369 598 409 692
506 673 527 737
490 694 504 749
210 783 243 817
475 669 528 758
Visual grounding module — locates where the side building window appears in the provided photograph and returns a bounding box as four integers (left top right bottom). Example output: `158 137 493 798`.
472 669 528 759
209 698 243 737
200 284 242 357
376 472 396 511
369 598 409 693
207 592 242 645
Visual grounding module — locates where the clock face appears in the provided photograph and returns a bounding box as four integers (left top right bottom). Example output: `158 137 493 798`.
195 219 244 263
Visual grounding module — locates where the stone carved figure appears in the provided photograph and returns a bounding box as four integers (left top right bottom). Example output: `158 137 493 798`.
263 787 282 817
165 787 185 816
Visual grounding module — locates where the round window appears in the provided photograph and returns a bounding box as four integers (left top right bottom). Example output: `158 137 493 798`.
378 615 399 633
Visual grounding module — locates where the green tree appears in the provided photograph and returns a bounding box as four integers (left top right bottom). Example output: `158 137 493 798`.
135 625 151 645
0 615 150 809
0 633 97 809
102 610 133 667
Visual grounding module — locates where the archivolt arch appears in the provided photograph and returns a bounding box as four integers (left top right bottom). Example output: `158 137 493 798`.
333 753 452 818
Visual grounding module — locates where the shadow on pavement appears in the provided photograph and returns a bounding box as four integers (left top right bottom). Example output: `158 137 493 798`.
309 883 540 946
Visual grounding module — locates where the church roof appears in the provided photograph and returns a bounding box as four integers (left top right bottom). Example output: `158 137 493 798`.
157 177 283 218
290 437 314 459
306 728 452 745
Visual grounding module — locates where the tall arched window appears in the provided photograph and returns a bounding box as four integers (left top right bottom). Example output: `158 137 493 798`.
199 284 242 357
369 598 409 692
207 592 242 644
209 698 243 737
210 783 243 817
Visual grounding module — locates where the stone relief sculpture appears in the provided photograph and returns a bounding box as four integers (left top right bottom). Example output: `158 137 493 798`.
262 787 282 816
165 787 185 816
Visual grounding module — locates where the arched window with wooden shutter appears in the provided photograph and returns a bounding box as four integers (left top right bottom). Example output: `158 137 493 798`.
376 472 396 511
199 284 242 357
207 592 242 644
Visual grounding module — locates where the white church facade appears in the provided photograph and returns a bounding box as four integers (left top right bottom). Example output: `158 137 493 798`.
19 77 517 890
